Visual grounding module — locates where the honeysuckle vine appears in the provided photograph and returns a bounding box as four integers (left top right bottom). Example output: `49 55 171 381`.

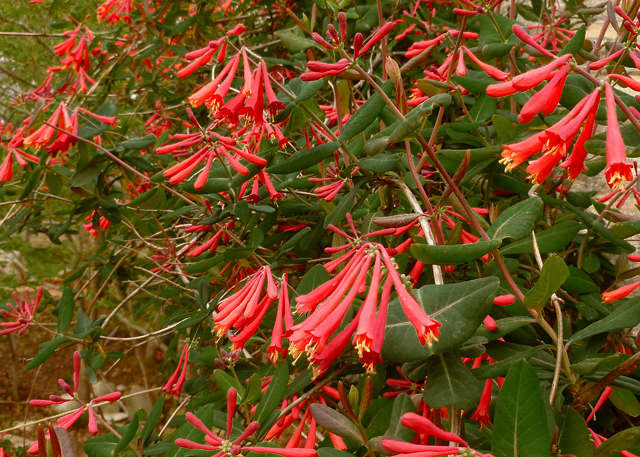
5 0 640 456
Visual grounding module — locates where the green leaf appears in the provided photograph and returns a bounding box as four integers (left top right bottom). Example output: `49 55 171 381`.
570 354 624 375
274 29 320 52
339 80 394 141
266 141 340 174
491 360 550 457
358 154 400 173
472 345 547 379
296 265 330 295
487 197 543 240
317 449 354 457
84 428 120 457
141 396 164 447
562 266 599 294
57 287 75 334
213 369 245 397
410 240 501 265
244 374 264 404
568 295 640 344
423 350 484 410
500 220 581 255
558 24 586 57
277 227 312 256
168 16 196 37
382 277 499 363
126 188 159 207
453 75 493 94
473 316 536 342
309 403 363 444
289 78 325 104
469 94 498 122
254 362 289 426
492 114 517 143
593 427 640 457
183 255 224 274
611 219 640 239
70 156 108 188
610 387 640 417
118 134 157 150
388 95 452 142
554 406 594 457
523 255 570 309
284 369 314 397
26 335 69 369
386 393 416 441
113 412 140 454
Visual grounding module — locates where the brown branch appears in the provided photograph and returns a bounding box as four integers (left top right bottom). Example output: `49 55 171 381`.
573 351 640 410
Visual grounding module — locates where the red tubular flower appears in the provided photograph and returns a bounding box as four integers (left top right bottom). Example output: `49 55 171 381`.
241 48 253 97
501 88 600 183
0 286 43 335
589 48 625 70
262 60 285 117
512 54 572 91
338 12 347 42
461 47 510 81
312 33 334 50
453 8 479 15
227 24 246 36
163 343 190 397
488 54 571 98
359 21 396 55
381 247 441 347
602 279 640 303
353 33 364 57
399 413 468 446
512 24 555 58
560 106 596 180
483 315 497 332
608 73 640 92
604 82 634 190
587 386 614 423
493 294 515 306
301 59 350 81
629 254 640 262
518 64 569 124
178 47 217 78
214 266 280 351
267 274 294 363
188 53 240 109
486 81 518 97
471 378 494 427
382 440 461 455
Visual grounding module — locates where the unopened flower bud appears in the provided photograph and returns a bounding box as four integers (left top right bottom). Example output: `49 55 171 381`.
338 12 347 42
327 24 339 43
354 33 364 57
312 32 334 50
384 56 402 86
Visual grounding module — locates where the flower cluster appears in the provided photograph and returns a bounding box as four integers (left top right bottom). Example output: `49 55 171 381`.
288 214 441 376
176 388 317 457
0 287 43 335
28 352 122 453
